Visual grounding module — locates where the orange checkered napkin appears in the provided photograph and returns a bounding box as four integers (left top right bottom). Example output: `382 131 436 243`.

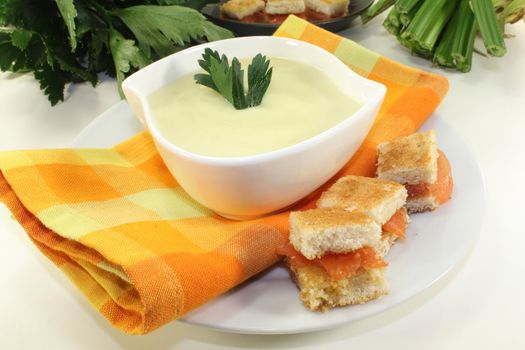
0 16 448 334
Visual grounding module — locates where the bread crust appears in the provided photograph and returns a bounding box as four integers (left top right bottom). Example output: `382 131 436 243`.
304 0 350 16
406 194 438 213
266 0 306 14
317 175 407 225
377 232 398 257
221 0 265 19
289 208 381 260
377 131 438 185
289 262 388 311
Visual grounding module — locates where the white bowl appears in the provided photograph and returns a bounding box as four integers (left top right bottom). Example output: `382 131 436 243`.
122 36 386 220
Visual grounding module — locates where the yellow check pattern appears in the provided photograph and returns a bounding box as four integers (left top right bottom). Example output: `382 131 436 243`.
0 16 448 334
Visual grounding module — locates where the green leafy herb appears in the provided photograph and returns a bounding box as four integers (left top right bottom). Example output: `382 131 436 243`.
194 49 273 110
55 0 77 52
246 53 272 107
115 5 232 59
108 28 149 96
0 0 232 105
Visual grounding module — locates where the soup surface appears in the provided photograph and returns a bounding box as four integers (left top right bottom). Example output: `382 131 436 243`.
148 57 361 157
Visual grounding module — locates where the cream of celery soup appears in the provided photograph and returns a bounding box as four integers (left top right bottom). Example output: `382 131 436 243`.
148 58 361 157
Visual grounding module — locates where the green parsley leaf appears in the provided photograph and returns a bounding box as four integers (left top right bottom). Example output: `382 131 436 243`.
33 65 70 106
109 28 150 97
231 58 247 109
115 5 233 59
194 49 273 110
197 47 221 74
246 54 273 107
56 0 78 51
0 0 232 105
0 33 22 71
209 54 234 104
24 34 49 69
0 2 6 26
202 19 235 42
11 29 32 51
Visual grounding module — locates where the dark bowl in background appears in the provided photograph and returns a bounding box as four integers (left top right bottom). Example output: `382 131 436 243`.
201 0 374 36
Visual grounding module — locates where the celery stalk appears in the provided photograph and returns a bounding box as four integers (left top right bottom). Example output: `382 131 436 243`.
383 7 402 35
362 0 396 24
496 0 525 25
401 0 459 52
471 0 507 56
434 0 477 72
434 36 455 68
400 2 423 28
395 0 423 14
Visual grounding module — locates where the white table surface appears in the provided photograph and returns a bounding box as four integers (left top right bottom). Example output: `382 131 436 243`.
1 15 524 350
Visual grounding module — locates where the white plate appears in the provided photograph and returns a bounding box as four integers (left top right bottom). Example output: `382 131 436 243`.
73 101 485 335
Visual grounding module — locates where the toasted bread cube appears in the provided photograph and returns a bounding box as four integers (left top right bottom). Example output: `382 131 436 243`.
406 195 439 213
317 175 407 225
376 232 398 258
289 263 388 311
304 0 349 16
221 0 265 20
266 0 306 14
377 131 439 185
289 208 381 260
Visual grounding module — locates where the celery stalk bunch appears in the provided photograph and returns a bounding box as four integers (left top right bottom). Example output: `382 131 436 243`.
362 0 525 72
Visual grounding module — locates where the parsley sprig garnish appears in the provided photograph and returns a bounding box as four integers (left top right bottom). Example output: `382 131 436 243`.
194 48 273 110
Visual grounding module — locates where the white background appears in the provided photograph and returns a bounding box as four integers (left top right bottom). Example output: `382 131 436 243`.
1 14 524 350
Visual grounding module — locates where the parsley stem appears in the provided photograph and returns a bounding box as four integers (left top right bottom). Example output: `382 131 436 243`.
85 0 111 24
